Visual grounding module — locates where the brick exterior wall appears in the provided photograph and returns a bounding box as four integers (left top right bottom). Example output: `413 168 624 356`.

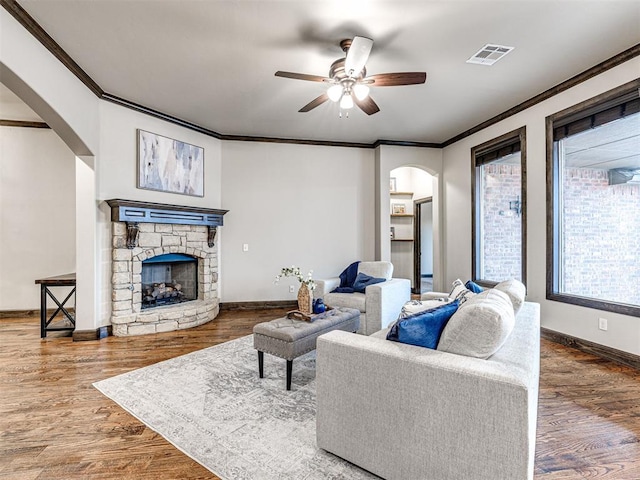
481 163 522 281
562 168 640 305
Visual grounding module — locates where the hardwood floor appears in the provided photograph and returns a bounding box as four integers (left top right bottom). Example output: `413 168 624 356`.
1 310 639 479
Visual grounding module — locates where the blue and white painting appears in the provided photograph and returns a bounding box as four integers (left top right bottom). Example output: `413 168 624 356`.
138 130 204 197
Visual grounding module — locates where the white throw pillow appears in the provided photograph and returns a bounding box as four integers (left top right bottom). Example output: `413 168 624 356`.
437 289 515 359
449 279 476 305
398 298 455 319
494 279 526 314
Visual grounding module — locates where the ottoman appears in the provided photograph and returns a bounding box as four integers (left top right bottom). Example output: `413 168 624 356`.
253 307 360 390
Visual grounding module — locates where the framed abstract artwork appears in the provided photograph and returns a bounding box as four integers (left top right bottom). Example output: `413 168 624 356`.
137 129 204 197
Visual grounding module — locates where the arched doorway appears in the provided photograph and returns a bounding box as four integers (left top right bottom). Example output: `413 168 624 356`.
389 166 435 293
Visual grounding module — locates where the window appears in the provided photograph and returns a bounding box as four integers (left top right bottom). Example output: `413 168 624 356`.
472 127 527 286
547 80 640 316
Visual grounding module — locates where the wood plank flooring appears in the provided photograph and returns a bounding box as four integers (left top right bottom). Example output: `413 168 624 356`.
1 310 639 479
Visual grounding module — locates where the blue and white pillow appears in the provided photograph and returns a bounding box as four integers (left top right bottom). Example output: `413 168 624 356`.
387 300 460 349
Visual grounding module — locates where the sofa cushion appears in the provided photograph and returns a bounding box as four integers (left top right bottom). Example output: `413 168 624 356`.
437 289 515 359
358 261 393 281
494 279 526 314
449 278 476 305
324 292 366 313
352 272 385 293
386 300 459 349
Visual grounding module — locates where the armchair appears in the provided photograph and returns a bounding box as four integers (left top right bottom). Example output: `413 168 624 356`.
314 261 410 335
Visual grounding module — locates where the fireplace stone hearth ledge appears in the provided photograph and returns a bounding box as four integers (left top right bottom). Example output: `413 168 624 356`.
106 199 228 336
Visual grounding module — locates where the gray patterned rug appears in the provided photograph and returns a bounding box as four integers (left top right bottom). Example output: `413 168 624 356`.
93 335 376 479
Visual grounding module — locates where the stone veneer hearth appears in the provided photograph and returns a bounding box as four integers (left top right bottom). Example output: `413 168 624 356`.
107 199 227 337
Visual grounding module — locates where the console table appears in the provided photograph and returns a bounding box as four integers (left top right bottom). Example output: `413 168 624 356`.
35 273 76 338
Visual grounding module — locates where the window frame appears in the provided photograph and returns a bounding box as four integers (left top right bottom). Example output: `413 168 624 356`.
471 127 527 288
546 79 640 317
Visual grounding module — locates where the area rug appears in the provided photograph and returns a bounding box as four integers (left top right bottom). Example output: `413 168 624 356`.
93 335 377 480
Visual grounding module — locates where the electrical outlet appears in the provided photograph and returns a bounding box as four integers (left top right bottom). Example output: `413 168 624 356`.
242 243 249 252
289 285 295 293
598 317 608 331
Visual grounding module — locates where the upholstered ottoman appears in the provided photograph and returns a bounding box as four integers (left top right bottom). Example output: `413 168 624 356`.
253 307 360 390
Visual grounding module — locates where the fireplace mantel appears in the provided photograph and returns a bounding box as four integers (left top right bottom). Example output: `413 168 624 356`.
106 199 228 249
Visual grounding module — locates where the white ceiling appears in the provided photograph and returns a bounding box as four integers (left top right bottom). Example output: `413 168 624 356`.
8 1 640 144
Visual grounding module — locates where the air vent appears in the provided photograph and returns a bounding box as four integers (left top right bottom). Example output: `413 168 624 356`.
467 44 514 66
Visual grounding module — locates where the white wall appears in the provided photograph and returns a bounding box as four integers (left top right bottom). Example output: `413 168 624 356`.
221 141 375 302
0 127 76 309
96 101 223 324
1 8 101 331
442 56 640 355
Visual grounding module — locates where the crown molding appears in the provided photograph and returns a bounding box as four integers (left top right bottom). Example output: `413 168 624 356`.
0 0 104 97
101 93 223 139
3 1 639 150
0 119 49 128
373 139 441 149
441 42 640 147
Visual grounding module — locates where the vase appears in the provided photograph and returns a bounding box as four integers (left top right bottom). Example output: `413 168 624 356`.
297 284 313 314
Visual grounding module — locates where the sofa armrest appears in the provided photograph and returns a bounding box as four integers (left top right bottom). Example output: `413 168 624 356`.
316 330 538 480
363 278 411 334
314 277 340 298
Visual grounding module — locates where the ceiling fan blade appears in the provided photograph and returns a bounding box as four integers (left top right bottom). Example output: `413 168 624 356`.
354 95 380 116
345 36 373 78
275 71 329 82
366 72 427 86
299 93 330 112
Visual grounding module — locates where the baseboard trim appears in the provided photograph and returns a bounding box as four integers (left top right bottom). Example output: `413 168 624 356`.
0 308 75 319
72 325 111 342
220 300 297 311
541 327 640 370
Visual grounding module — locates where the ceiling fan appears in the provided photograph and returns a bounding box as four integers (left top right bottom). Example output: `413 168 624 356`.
275 36 426 116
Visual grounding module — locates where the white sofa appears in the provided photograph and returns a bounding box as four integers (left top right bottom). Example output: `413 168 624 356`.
314 261 411 336
316 300 541 480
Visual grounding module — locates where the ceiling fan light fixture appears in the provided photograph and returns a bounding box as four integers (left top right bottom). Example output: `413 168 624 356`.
353 84 370 101
340 93 354 109
327 84 343 102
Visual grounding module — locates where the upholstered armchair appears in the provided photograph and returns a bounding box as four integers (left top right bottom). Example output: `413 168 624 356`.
314 261 410 335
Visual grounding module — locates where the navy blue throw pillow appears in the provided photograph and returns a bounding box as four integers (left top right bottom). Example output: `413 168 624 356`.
339 261 360 288
352 272 385 293
386 300 460 349
465 280 484 294
332 286 355 294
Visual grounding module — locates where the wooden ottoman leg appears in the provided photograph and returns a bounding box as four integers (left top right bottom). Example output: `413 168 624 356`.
258 351 264 378
286 360 293 390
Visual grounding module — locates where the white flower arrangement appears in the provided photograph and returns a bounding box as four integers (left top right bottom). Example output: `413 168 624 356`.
275 265 316 291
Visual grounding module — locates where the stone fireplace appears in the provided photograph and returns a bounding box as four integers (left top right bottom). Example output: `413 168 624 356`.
107 199 228 336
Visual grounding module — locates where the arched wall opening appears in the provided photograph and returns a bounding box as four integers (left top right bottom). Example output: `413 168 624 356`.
389 166 435 293
374 145 443 292
1 61 99 334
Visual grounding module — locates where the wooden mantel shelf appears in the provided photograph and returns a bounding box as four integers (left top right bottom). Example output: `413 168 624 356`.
105 199 229 249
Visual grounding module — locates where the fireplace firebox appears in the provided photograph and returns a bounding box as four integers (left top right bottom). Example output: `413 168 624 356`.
141 253 197 310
